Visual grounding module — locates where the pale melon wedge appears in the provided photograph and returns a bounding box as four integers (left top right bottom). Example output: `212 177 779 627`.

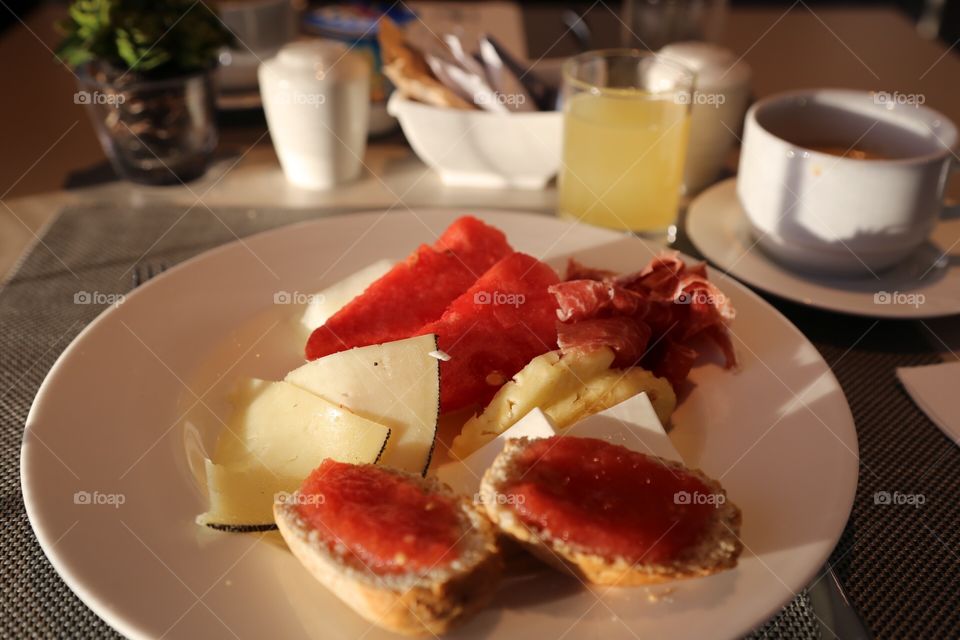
285 334 441 475
451 347 615 458
198 379 391 528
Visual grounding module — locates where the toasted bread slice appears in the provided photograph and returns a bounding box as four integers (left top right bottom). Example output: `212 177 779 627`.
274 466 502 636
479 437 742 586
378 17 474 110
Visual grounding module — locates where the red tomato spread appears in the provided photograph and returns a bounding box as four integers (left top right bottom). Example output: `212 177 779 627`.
297 460 463 573
503 437 718 564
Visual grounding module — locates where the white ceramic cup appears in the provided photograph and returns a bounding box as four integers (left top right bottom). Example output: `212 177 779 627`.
737 89 958 274
259 40 371 190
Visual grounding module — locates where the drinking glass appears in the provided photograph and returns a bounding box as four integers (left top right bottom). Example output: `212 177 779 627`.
557 50 694 238
620 0 729 51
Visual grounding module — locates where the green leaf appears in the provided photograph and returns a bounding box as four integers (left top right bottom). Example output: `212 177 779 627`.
56 0 233 77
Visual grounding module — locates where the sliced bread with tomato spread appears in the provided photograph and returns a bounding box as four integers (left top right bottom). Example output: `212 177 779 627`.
274 460 503 636
479 436 742 586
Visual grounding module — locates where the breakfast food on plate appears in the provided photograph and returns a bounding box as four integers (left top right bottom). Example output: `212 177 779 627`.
197 379 391 528
441 390 681 498
544 366 674 430
300 259 393 332
451 346 675 457
480 436 742 586
562 391 683 461
274 460 502 636
199 214 744 634
437 407 557 496
305 215 511 361
552 255 737 392
418 251 560 412
287 334 441 475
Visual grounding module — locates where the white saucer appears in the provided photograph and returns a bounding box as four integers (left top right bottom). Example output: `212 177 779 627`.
687 179 960 318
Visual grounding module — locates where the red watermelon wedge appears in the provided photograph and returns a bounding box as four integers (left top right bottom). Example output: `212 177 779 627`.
306 216 512 360
419 252 560 412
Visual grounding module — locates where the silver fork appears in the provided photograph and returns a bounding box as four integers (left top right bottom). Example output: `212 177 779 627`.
131 262 167 289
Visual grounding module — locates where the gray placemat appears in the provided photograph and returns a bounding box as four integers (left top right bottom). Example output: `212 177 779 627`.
2 205 955 639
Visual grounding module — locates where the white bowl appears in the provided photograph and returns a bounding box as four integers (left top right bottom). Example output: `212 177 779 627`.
388 93 563 189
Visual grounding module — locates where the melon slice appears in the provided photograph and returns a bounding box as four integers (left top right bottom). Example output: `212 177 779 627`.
420 252 561 413
301 259 394 331
286 334 441 475
198 379 391 528
305 216 512 360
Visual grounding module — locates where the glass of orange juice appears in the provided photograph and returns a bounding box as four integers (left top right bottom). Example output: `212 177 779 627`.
558 50 694 240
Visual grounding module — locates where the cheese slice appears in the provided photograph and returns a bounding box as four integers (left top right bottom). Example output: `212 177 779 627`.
566 392 682 462
436 393 679 500
436 408 557 496
198 379 391 527
300 260 394 331
285 334 441 475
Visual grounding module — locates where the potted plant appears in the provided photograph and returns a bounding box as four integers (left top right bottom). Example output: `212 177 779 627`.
57 0 234 184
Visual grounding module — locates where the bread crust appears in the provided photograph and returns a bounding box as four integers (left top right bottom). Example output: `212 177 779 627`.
378 17 474 110
274 469 503 636
479 438 743 586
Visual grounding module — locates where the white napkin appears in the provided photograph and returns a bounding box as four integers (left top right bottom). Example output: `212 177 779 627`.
896 361 960 444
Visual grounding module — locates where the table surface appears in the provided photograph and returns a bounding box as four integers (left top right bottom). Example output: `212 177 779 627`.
3 1 959 350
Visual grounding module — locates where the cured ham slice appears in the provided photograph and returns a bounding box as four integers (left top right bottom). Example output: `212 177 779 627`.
549 280 643 322
551 252 736 392
556 318 650 368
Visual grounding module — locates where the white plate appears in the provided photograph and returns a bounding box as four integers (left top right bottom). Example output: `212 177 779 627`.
687 179 960 318
22 209 858 640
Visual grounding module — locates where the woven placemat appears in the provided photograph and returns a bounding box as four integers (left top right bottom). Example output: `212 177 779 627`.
2 205 956 638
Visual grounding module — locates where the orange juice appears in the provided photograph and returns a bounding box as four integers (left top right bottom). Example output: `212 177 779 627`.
558 90 690 233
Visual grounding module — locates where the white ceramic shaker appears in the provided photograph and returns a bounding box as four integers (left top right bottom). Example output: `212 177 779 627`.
259 40 371 189
659 42 752 195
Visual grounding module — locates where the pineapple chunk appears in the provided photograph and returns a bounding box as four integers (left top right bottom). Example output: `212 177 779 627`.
451 348 677 458
545 368 675 429
451 348 615 458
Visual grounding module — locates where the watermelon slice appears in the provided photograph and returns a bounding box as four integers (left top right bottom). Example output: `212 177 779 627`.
305 216 512 360
419 252 561 412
